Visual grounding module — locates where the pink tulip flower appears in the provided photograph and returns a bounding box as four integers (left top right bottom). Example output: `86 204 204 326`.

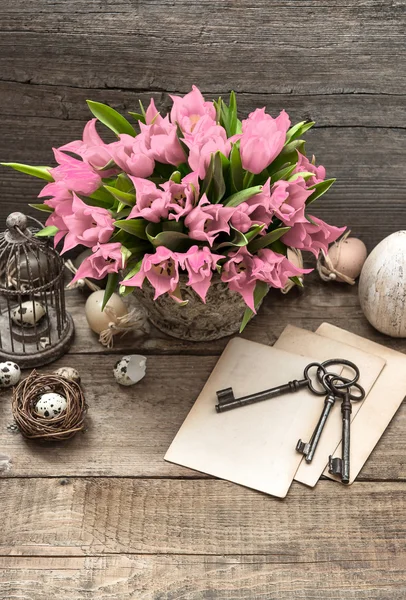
183 116 231 179
121 246 181 300
109 134 156 178
253 248 312 288
238 108 291 174
185 194 236 246
45 148 102 196
170 85 216 133
180 245 223 302
162 172 199 221
128 177 170 223
61 193 115 253
270 177 312 226
220 247 258 311
58 119 115 174
71 242 123 283
138 116 186 166
293 152 326 187
43 188 74 246
282 215 346 257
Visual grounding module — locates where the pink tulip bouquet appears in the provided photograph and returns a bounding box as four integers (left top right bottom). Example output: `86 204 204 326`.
3 86 345 331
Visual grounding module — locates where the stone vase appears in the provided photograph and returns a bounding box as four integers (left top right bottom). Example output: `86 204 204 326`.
133 274 254 341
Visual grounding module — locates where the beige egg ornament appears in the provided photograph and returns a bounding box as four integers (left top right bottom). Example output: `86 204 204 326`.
317 233 367 284
359 231 406 337
85 290 128 335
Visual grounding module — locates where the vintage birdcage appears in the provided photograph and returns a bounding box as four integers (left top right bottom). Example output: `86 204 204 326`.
0 212 74 367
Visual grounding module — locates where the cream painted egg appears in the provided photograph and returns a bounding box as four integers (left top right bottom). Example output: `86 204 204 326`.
54 367 81 384
0 361 21 388
35 392 67 418
359 231 406 337
11 301 46 327
85 290 128 334
113 355 147 386
328 237 367 281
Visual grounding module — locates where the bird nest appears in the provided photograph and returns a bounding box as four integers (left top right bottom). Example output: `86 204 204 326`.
12 370 87 441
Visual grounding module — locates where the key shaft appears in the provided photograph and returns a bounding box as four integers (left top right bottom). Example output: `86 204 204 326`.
216 378 308 413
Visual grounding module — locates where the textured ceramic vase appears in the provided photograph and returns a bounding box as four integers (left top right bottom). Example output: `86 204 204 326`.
133 274 253 341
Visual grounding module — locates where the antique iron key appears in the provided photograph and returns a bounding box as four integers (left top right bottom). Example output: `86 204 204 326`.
296 391 337 462
329 390 353 484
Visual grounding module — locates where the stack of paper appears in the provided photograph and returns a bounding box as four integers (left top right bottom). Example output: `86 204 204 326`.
165 324 405 498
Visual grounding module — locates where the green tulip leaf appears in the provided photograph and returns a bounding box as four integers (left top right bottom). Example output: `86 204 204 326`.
247 227 290 253
101 272 119 310
223 185 262 207
229 142 244 192
146 222 192 251
29 203 54 213
35 225 58 238
286 121 315 144
1 163 53 181
114 218 148 240
201 151 226 203
306 178 336 205
87 100 136 137
104 185 136 206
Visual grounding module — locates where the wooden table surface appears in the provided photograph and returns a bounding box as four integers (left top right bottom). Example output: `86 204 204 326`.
0 276 405 599
0 1 405 597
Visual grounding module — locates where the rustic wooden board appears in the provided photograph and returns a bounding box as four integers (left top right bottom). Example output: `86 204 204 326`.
0 555 405 600
0 349 404 480
0 478 405 557
0 1 405 94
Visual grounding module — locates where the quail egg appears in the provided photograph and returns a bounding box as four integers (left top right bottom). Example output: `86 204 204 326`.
35 393 67 418
0 362 21 388
54 367 81 384
113 355 147 386
11 301 46 327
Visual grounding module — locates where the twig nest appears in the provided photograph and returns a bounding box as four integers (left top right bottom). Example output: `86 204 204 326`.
54 367 81 384
0 361 21 388
317 232 367 284
12 370 87 441
113 355 147 386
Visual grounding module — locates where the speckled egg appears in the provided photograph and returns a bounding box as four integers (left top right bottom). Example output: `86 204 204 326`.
0 361 21 388
113 355 147 386
54 367 81 384
35 393 67 419
11 301 46 327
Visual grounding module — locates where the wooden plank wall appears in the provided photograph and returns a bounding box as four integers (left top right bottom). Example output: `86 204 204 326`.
0 1 405 248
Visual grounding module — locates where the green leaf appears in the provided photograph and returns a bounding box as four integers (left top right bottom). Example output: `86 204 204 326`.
287 171 315 182
102 273 119 310
128 111 146 125
223 185 262 207
146 222 191 251
269 164 296 184
270 240 288 255
35 225 58 238
82 186 116 209
239 281 269 333
170 171 182 183
215 226 248 250
290 275 304 288
268 140 305 174
201 151 226 203
286 121 315 144
104 185 136 206
162 220 184 232
306 178 336 205
28 203 54 213
119 258 143 296
227 91 238 136
1 163 53 181
247 227 290 253
245 223 265 242
87 100 136 137
229 142 244 192
114 218 148 240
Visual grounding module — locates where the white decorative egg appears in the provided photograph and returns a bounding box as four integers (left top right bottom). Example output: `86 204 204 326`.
113 355 147 386
85 290 128 335
11 301 46 327
359 231 406 337
0 361 21 388
54 367 81 384
35 393 67 419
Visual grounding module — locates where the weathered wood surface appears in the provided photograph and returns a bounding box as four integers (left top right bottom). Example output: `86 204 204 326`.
1 556 405 600
0 0 405 597
0 478 405 557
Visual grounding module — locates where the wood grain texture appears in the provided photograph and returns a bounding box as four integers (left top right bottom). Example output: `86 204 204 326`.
0 478 405 557
0 318 404 479
0 555 405 600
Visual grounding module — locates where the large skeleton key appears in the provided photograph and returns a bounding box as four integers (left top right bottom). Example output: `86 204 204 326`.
296 391 337 462
328 391 352 484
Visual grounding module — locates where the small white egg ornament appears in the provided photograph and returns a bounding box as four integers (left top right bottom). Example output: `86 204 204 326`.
0 361 21 388
85 290 128 335
359 231 406 337
317 232 367 284
11 301 46 327
35 392 67 419
54 367 81 384
113 355 147 386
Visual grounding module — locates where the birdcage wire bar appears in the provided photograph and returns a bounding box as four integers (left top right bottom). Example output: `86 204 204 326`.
0 212 74 367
